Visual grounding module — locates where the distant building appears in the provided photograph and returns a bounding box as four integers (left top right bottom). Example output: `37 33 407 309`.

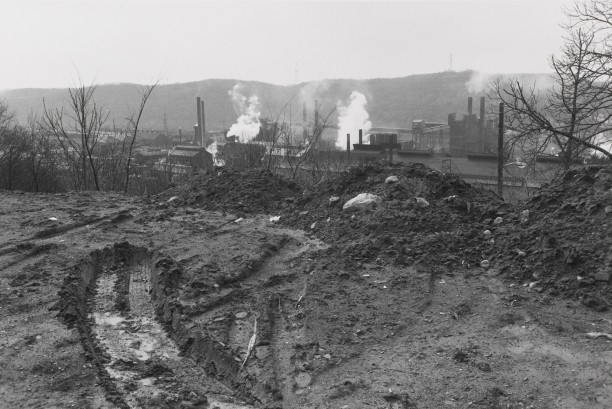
168 145 213 171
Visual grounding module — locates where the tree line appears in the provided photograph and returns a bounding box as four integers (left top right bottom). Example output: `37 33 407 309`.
0 82 159 194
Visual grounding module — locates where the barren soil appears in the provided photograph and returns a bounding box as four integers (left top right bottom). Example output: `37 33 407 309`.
1 162 611 409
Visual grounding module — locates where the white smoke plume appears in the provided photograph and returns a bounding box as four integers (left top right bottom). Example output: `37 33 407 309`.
206 141 225 166
299 80 330 105
227 84 261 142
466 71 556 94
336 91 372 150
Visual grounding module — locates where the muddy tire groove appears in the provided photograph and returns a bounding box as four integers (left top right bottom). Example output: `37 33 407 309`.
56 242 256 408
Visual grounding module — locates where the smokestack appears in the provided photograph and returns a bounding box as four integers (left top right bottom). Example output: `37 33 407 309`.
194 125 199 144
303 102 307 139
468 97 473 115
346 134 351 159
196 97 203 145
359 129 363 144
479 96 485 152
201 100 206 146
179 127 182 143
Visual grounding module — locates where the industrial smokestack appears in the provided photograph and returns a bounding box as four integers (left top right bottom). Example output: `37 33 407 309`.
194 125 199 144
196 97 203 145
179 127 182 143
359 129 363 144
468 97 473 115
201 100 206 146
479 96 485 152
346 134 351 158
303 102 307 139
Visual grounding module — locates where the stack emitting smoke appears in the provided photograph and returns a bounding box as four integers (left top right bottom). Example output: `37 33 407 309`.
227 84 261 142
336 91 372 150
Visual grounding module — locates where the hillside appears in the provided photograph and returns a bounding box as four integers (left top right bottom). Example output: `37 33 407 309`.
1 71 494 133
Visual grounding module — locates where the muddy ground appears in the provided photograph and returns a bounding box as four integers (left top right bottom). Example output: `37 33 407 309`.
1 162 611 408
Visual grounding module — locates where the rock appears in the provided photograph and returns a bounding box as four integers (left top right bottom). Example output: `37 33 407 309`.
235 311 248 319
323 354 331 359
343 193 382 211
517 250 526 258
310 222 317 230
483 230 492 239
415 197 429 208
385 176 399 184
493 217 503 225
594 271 610 282
480 260 490 269
520 210 530 223
294 372 312 389
605 206 612 214
329 196 341 206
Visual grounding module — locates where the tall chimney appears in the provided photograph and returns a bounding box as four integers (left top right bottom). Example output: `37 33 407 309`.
196 97 203 145
303 102 307 139
468 97 473 115
359 129 363 144
178 127 182 143
346 134 351 159
479 96 485 152
201 100 206 146
194 125 199 144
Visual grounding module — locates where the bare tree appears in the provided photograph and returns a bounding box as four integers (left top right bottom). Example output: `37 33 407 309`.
124 83 157 193
43 82 109 190
493 25 612 168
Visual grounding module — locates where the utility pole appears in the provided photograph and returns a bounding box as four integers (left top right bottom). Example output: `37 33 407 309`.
497 102 504 197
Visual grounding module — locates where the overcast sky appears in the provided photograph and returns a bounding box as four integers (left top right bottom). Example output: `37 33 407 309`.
1 0 573 90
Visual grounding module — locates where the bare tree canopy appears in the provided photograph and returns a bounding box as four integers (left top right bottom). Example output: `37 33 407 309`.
493 0 612 168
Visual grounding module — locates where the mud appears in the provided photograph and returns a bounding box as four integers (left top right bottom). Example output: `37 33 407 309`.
1 162 612 408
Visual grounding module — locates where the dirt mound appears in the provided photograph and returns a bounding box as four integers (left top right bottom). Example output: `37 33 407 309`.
483 165 612 309
279 161 503 266
155 168 301 215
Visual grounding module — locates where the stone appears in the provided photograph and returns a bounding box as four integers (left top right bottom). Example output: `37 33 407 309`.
343 193 382 211
594 271 610 282
329 196 341 206
385 176 399 184
294 372 312 389
415 197 429 208
605 206 612 214
520 210 530 223
480 260 490 269
493 217 503 225
235 311 248 319
483 230 492 239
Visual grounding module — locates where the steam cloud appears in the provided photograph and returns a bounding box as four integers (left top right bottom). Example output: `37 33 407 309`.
227 84 261 142
336 91 372 150
465 71 556 94
206 141 225 166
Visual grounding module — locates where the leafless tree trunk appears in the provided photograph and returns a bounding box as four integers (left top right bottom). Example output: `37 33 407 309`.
124 83 157 193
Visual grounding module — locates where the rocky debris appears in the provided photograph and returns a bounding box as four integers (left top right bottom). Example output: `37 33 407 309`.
155 167 301 215
483 165 612 303
385 176 399 184
280 161 501 267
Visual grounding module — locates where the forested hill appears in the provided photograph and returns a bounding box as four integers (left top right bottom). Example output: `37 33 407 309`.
1 71 532 133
